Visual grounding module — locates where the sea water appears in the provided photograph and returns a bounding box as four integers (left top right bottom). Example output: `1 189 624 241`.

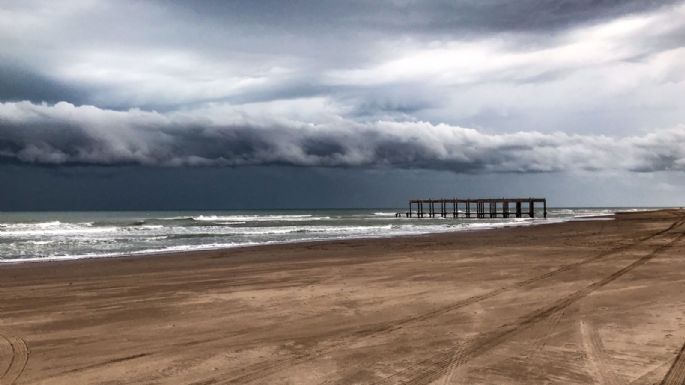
0 208 655 262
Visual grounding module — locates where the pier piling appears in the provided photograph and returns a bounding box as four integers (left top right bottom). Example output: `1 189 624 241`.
529 200 535 218
406 198 547 219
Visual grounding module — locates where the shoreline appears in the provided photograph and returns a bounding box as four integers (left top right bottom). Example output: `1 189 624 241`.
0 210 627 266
2 219 548 266
2 209 684 384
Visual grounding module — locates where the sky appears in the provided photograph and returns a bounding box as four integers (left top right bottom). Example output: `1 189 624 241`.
1 0 685 209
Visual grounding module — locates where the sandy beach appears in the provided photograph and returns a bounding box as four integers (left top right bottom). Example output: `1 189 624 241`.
1 209 684 385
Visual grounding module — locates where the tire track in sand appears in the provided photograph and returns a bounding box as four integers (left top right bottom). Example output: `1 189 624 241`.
439 309 567 385
580 320 621 385
0 336 12 380
660 340 685 385
0 333 29 385
357 217 685 339
385 218 685 333
628 361 672 385
366 230 685 385
223 218 685 385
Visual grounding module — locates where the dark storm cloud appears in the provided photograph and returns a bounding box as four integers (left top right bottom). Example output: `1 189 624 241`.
1 101 684 173
166 0 681 35
0 0 684 176
0 61 88 105
1 0 683 112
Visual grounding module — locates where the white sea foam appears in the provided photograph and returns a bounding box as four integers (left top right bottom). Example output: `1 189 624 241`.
0 226 118 237
34 221 62 227
22 240 56 245
0 221 62 229
0 207 640 263
156 216 195 220
192 214 328 222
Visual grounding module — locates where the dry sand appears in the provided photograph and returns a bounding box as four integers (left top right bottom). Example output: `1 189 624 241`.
1 209 685 385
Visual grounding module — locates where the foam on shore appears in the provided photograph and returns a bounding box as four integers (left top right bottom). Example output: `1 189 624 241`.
0 208 657 262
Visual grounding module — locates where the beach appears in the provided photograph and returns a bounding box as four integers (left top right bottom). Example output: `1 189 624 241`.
1 209 684 384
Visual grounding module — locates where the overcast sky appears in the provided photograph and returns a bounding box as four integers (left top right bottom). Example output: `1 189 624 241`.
1 0 685 209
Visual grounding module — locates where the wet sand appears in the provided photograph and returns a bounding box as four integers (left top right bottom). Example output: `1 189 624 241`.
1 209 685 385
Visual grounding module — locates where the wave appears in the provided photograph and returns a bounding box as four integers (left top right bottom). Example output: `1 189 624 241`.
156 216 195 221
0 221 63 229
0 241 263 263
0 208 626 263
0 224 118 237
21 240 56 245
133 225 164 229
0 219 553 263
192 214 329 222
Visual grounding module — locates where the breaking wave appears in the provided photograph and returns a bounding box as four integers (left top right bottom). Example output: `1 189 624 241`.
0 207 650 263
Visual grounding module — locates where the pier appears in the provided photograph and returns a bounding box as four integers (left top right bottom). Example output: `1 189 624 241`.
406 198 546 219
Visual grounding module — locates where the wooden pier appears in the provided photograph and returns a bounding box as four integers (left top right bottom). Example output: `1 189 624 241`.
406 198 546 219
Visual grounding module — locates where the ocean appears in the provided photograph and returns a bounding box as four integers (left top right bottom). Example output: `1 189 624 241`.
0 208 654 263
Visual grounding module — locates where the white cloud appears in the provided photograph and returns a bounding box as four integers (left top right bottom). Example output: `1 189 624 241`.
1 101 683 173
0 0 684 168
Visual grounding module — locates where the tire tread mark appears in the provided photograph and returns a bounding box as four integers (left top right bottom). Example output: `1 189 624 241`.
0 334 29 385
369 230 685 385
660 340 685 385
225 217 685 385
581 320 621 385
629 361 671 385
57 352 150 375
239 218 685 385
442 309 566 385
0 335 13 379
223 354 309 384
378 218 685 332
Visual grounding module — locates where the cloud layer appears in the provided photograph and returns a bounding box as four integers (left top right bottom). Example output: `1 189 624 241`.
1 1 684 177
1 1 684 136
1 101 683 173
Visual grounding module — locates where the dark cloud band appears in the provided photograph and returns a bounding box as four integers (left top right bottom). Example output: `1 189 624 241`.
1 101 683 173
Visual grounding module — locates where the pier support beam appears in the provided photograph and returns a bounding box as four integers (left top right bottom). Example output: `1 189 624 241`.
529 200 535 218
